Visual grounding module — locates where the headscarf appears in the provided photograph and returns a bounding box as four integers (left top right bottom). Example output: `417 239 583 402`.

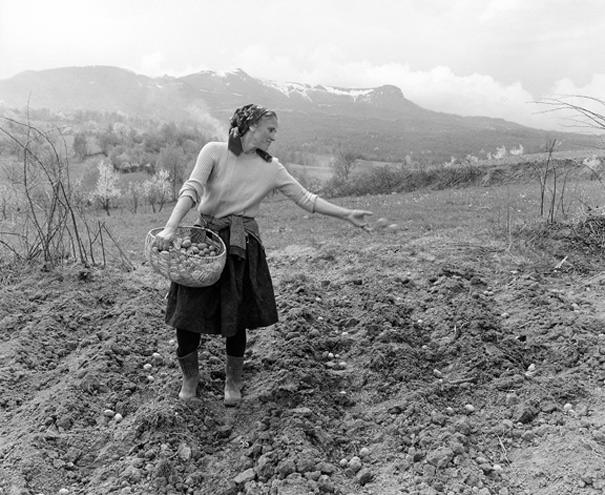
228 103 274 162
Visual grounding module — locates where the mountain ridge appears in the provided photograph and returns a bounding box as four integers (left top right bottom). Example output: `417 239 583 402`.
0 65 600 162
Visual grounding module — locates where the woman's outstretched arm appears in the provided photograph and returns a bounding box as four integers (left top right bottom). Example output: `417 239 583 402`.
313 197 372 228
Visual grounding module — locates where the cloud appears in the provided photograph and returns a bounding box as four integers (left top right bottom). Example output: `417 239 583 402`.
139 52 167 78
235 45 302 82
396 67 540 127
238 54 559 131
550 74 605 99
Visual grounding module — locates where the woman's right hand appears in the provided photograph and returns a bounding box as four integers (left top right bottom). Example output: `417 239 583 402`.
154 228 178 251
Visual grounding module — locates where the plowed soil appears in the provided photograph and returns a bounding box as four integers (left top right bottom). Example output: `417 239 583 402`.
3 188 605 495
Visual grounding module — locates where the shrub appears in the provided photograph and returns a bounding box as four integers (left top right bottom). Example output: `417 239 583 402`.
322 162 485 198
0 117 132 268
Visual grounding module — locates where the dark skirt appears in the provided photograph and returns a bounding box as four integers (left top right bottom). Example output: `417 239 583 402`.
164 227 278 337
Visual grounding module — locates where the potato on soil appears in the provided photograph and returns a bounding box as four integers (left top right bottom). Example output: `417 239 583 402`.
375 217 390 228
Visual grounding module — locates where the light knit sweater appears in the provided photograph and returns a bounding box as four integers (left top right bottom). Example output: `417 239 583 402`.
179 142 317 219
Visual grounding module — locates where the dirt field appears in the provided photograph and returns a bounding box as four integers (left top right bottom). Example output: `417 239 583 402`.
3 183 605 495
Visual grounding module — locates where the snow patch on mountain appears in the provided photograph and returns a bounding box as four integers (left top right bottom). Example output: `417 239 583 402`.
263 80 315 100
263 78 374 102
323 86 374 101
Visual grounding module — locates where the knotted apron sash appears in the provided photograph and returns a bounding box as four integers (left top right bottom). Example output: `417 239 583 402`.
197 214 261 260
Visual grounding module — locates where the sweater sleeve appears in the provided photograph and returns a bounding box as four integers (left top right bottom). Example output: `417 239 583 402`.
274 162 317 213
178 142 218 205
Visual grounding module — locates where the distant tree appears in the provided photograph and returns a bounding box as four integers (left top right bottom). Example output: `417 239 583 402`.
143 131 163 153
112 122 130 140
331 149 360 182
108 145 126 169
160 122 178 145
157 144 188 197
98 124 120 155
143 169 172 213
72 131 89 161
124 181 145 214
90 160 121 215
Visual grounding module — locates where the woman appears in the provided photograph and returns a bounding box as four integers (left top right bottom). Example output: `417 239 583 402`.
154 103 372 406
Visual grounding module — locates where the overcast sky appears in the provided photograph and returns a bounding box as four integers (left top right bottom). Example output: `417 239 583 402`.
1 0 604 131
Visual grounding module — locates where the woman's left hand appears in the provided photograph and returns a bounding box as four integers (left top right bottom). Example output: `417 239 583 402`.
346 209 373 230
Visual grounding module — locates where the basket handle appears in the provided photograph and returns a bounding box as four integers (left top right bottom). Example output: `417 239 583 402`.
189 226 208 245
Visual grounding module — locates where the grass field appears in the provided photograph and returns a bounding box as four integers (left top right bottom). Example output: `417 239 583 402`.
91 174 604 262
2 152 603 274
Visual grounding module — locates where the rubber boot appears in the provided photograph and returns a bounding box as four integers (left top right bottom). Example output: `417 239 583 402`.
177 350 200 401
224 355 244 407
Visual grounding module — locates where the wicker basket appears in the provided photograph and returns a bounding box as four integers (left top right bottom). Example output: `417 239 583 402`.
145 226 227 287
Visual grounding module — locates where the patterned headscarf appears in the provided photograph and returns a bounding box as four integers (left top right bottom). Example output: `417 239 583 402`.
228 103 275 162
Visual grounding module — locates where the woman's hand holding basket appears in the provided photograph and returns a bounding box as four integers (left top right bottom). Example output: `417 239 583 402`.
153 228 178 252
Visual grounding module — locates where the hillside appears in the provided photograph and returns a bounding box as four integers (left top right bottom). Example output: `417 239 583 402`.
0 66 602 163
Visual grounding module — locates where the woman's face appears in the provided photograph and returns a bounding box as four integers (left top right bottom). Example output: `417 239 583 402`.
249 115 278 152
